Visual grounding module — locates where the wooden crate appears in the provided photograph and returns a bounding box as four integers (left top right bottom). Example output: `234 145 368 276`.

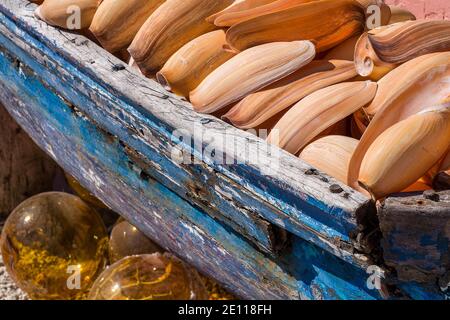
0 0 448 300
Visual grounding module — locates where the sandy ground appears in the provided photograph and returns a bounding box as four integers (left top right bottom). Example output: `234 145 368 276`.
0 221 28 300
0 255 28 300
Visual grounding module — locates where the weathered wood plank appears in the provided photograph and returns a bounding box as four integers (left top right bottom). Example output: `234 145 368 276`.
1 9 445 299
378 191 450 289
0 46 387 300
0 11 279 254
0 51 293 299
0 0 377 266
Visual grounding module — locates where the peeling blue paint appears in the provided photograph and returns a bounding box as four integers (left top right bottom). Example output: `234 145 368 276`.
0 6 367 266
0 2 446 300
0 49 392 300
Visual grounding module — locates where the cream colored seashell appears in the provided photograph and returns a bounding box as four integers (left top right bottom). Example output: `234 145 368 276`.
222 59 356 128
266 80 377 155
299 135 358 184
128 0 233 75
35 0 100 30
89 0 164 53
359 107 450 199
354 20 450 78
225 0 366 53
207 0 279 24
348 52 450 189
213 0 317 27
190 41 316 114
157 30 236 98
353 32 396 80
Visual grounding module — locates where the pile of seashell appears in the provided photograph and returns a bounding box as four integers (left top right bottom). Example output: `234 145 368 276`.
31 0 450 200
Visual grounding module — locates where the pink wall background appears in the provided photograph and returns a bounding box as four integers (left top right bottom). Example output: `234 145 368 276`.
385 0 450 20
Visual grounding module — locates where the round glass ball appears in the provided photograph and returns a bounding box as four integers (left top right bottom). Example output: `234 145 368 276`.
0 192 109 299
109 218 163 263
88 254 208 300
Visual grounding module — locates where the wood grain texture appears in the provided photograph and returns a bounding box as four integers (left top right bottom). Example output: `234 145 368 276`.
0 0 447 300
0 45 387 299
0 0 377 266
0 102 57 219
378 191 450 288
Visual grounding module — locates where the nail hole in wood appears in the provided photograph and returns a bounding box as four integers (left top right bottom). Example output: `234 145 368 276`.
423 190 440 202
112 64 126 71
305 168 319 175
201 118 213 125
140 170 150 181
329 184 344 194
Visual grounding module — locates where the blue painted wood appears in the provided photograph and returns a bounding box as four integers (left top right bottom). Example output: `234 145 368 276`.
378 192 450 290
0 29 445 303
0 0 446 300
0 0 378 266
0 44 389 300
287 238 383 300
0 21 277 254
